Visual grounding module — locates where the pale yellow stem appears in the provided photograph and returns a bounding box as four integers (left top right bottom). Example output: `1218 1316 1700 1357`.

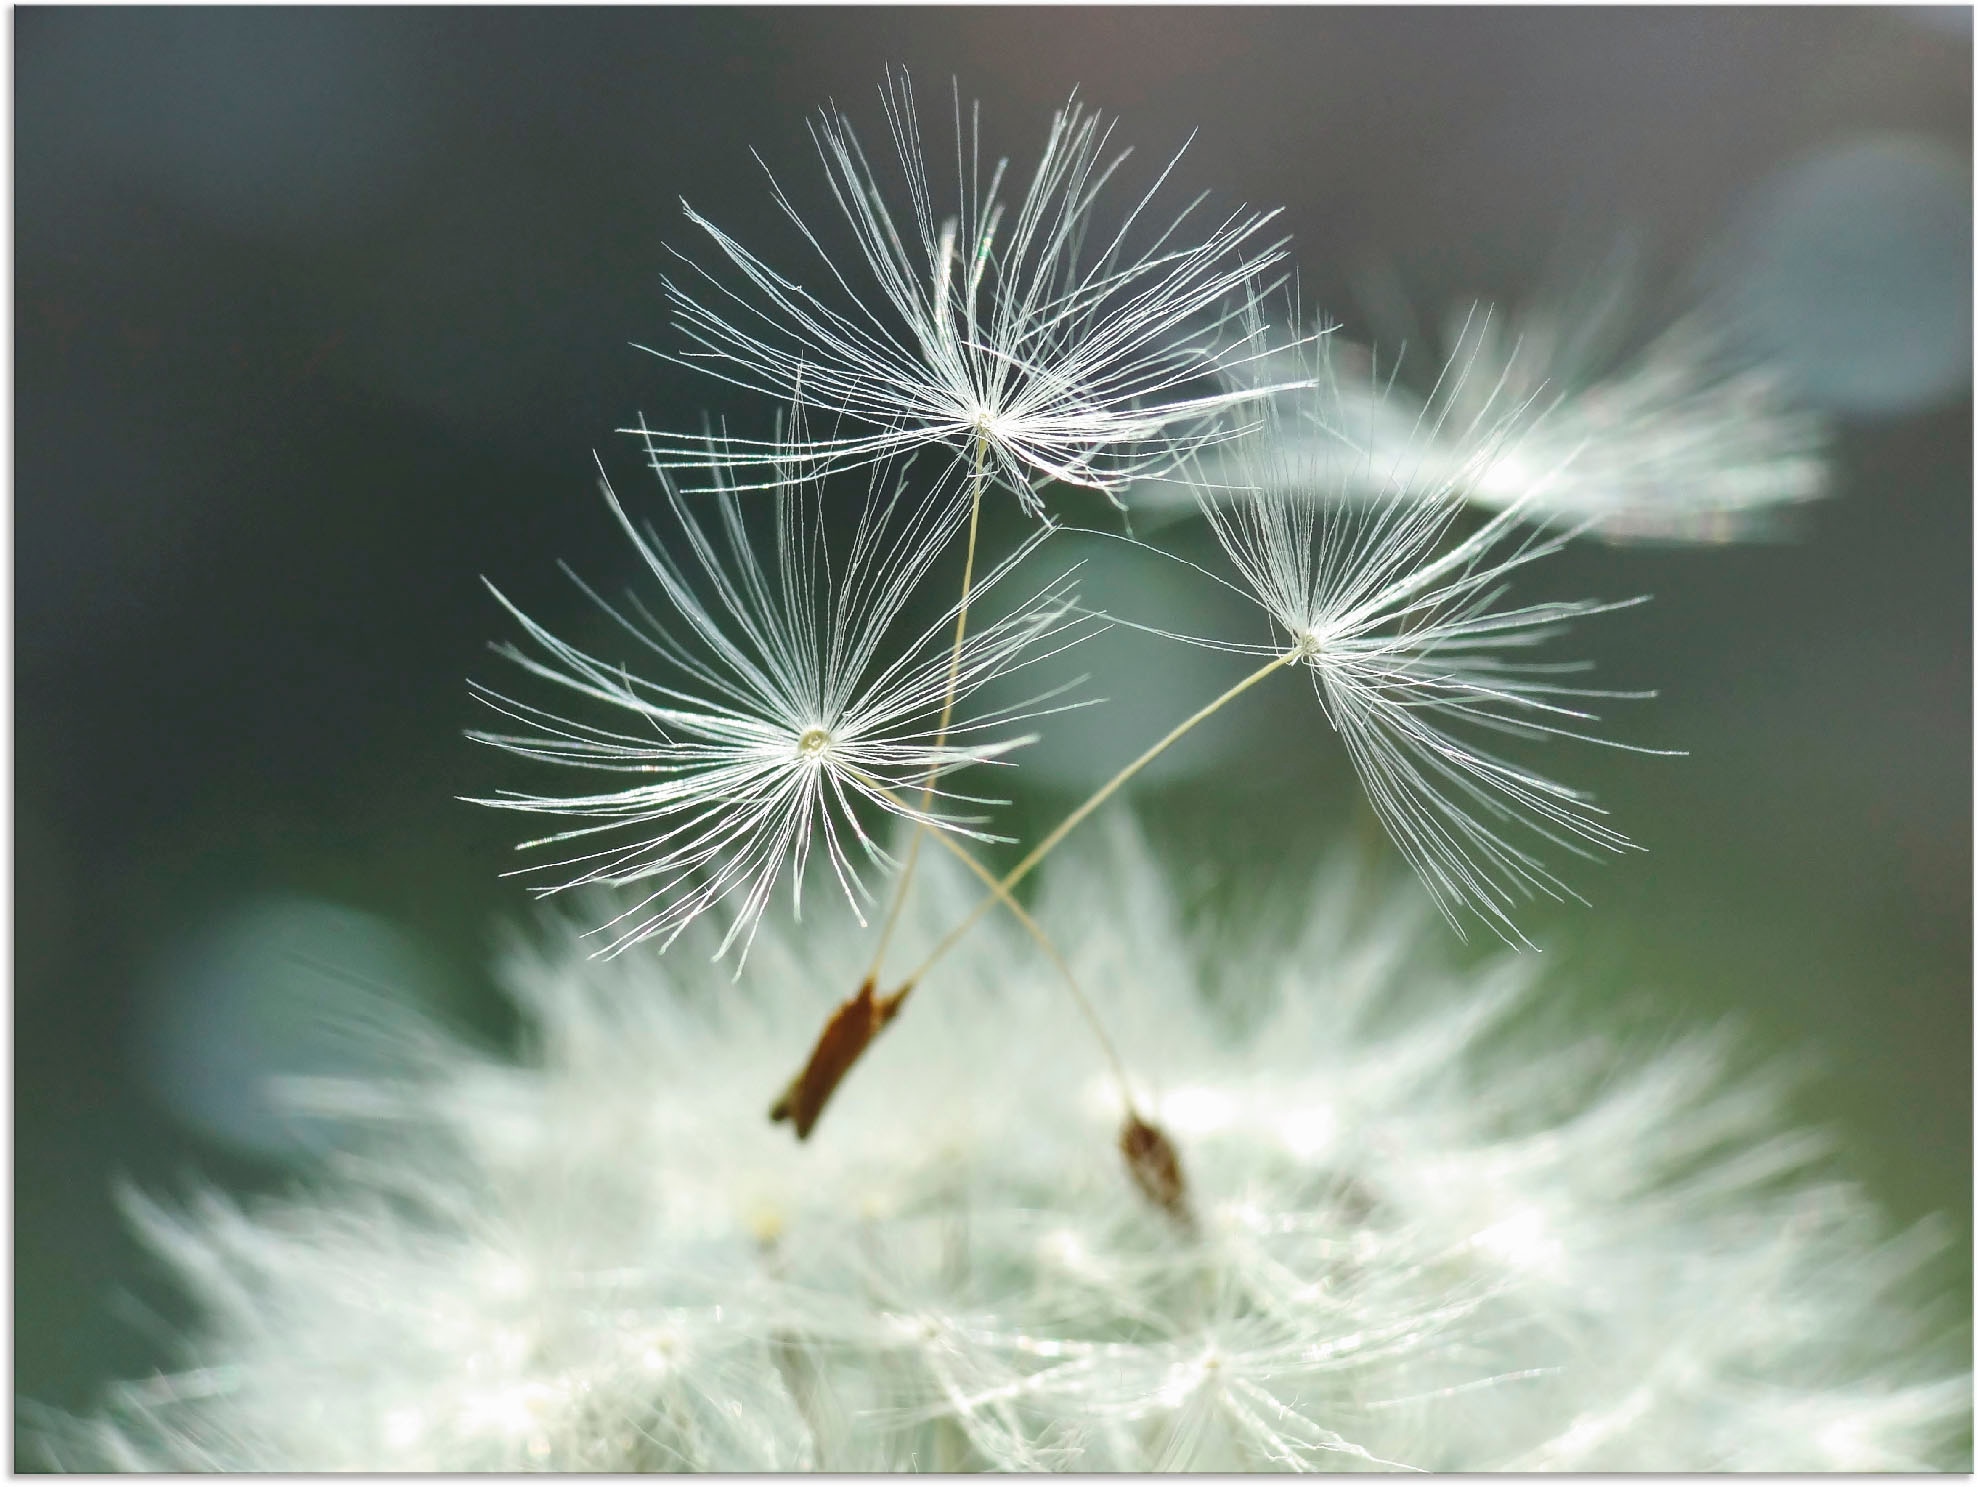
893 647 1302 992
861 436 989 983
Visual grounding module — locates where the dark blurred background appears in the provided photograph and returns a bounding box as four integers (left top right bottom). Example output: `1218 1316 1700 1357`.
16 7 1972 1427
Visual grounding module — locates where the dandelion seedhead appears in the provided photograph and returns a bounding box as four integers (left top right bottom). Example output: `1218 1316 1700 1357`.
47 832 1968 1471
465 439 1094 965
643 70 1308 513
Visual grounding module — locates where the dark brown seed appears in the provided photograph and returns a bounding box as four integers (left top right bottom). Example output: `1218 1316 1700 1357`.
768 978 909 1139
1119 1113 1193 1227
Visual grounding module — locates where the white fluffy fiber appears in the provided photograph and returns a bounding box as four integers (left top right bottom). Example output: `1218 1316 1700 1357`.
49 824 1966 1470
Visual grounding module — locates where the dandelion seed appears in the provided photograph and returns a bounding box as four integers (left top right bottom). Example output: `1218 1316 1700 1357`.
465 436 1094 965
1363 276 1828 541
1158 256 1830 542
640 71 1309 513
1171 325 1673 945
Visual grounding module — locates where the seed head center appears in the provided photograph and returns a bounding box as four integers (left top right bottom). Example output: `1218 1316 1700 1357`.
796 726 834 758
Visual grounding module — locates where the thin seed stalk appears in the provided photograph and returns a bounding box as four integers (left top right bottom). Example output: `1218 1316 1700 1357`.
859 434 990 985
892 646 1302 992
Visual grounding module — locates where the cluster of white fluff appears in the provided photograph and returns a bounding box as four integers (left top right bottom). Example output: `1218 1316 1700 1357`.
49 827 1965 1471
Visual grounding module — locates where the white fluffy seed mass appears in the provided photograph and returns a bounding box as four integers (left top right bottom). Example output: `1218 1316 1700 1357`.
49 828 1966 1471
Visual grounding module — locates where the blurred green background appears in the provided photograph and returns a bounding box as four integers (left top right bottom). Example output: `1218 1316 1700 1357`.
16 6 1970 1434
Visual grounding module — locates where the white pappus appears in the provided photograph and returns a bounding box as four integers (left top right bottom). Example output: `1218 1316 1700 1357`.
1148 260 1831 544
465 439 1095 965
1144 323 1677 947
642 70 1312 513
